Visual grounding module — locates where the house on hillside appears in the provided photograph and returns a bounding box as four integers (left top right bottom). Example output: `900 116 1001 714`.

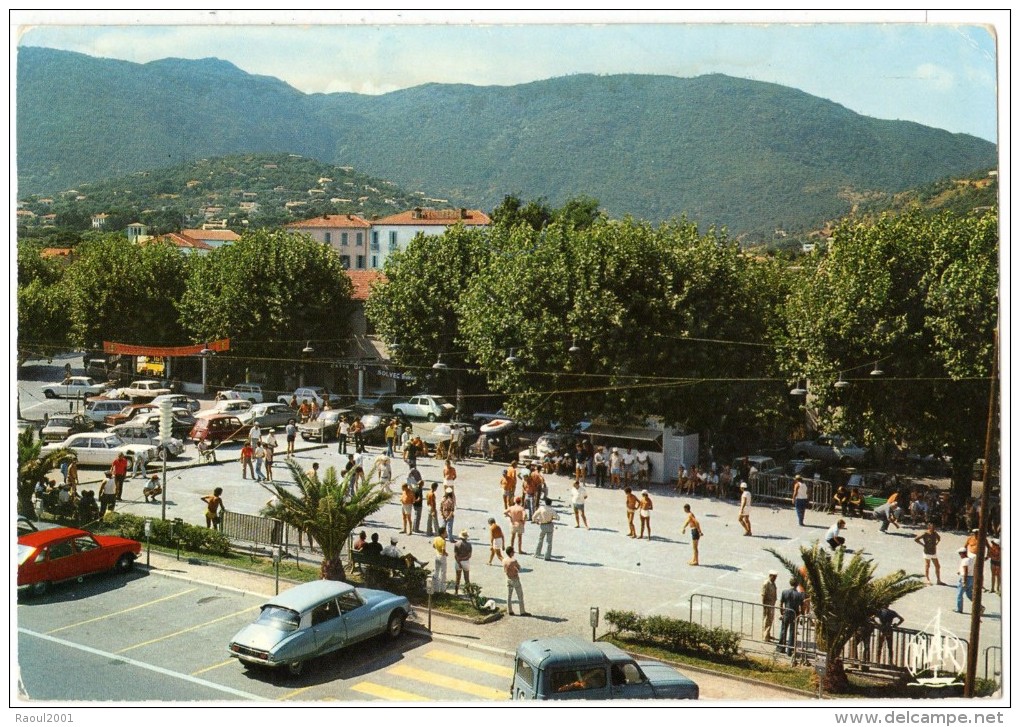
285 214 373 269
370 207 491 269
91 213 109 229
150 231 214 255
181 228 240 249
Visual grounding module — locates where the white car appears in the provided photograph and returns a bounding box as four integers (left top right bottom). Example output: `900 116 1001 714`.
83 398 132 425
392 394 455 422
108 423 186 459
277 386 344 408
119 379 172 401
150 394 201 413
42 376 108 400
41 432 156 468
195 399 253 419
791 435 869 466
227 383 265 404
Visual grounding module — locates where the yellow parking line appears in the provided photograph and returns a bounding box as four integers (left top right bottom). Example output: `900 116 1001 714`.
47 588 198 634
277 686 314 701
387 664 507 700
116 606 258 654
192 658 235 676
424 649 514 678
351 682 431 701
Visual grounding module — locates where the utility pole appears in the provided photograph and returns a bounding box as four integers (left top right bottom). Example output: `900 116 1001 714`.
964 327 997 697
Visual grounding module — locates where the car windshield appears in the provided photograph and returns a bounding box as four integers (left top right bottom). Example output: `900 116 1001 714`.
47 417 74 427
104 434 126 447
255 605 300 631
18 544 37 565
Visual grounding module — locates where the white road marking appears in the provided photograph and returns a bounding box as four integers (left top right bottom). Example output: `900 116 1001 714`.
18 628 269 701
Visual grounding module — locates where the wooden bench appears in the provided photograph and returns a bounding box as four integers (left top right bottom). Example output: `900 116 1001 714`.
349 550 426 578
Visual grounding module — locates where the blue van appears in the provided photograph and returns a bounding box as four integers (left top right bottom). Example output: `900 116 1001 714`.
511 636 699 700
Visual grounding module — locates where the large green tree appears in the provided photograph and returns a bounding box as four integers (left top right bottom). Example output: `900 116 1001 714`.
781 209 998 500
177 229 355 391
62 235 191 350
770 546 924 693
261 460 391 581
364 224 490 410
457 217 788 438
17 240 70 364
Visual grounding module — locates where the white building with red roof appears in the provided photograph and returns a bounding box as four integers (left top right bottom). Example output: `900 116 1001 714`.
368 207 491 269
285 213 373 269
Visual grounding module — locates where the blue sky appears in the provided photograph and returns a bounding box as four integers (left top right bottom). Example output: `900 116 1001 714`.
14 10 1004 142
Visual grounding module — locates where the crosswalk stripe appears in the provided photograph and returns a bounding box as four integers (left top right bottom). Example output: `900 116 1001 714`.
424 649 515 678
387 664 507 700
351 682 431 701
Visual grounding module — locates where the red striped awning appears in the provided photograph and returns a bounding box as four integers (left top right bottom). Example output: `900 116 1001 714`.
102 338 230 356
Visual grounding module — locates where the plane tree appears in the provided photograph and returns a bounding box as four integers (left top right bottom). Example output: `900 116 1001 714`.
456 217 789 438
780 209 998 502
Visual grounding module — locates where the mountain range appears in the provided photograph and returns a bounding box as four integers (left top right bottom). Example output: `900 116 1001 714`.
16 47 997 239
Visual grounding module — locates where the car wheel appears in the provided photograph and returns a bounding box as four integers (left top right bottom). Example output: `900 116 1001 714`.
31 581 50 597
286 660 304 677
43 390 55 399
393 409 404 418
249 398 256 404
387 611 407 639
115 553 135 573
427 413 437 422
838 456 851 467
796 451 809 460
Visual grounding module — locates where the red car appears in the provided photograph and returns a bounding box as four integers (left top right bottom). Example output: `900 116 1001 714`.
18 527 141 597
189 413 252 445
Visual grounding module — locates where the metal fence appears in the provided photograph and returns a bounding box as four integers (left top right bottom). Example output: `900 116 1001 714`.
984 646 1001 682
220 510 305 551
688 593 971 674
749 473 833 513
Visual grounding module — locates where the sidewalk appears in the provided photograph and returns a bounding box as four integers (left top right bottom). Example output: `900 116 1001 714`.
138 548 810 701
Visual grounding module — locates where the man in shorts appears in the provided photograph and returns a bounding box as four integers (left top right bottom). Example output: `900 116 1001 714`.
505 496 527 554
487 517 505 564
570 479 589 529
453 530 473 595
914 522 944 585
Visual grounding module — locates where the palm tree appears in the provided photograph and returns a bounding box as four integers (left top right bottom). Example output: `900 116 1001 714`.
769 545 925 693
17 427 71 519
262 459 391 581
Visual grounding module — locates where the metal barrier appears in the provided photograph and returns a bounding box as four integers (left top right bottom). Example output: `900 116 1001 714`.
749 473 833 513
221 510 288 549
688 593 969 673
984 645 1001 681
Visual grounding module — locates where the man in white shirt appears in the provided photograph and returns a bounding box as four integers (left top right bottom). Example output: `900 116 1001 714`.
532 498 560 560
570 479 589 529
738 481 753 536
622 448 636 487
635 450 650 485
825 519 846 550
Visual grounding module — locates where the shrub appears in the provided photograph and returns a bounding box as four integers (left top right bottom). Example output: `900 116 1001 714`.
605 609 741 658
100 513 232 556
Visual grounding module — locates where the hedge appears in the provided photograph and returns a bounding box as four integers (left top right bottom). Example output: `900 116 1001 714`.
605 609 742 657
99 513 233 556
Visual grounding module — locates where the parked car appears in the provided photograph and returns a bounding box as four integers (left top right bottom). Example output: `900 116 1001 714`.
128 408 198 439
117 379 172 401
277 386 344 409
785 458 824 478
84 398 131 425
18 527 141 597
227 580 411 676
42 376 109 400
41 432 157 468
17 516 38 536
195 398 253 419
189 414 252 445
732 455 783 476
298 408 351 442
511 636 698 700
104 403 159 428
108 423 185 459
392 394 455 422
239 402 297 430
150 393 201 413
791 434 869 466
421 421 479 448
534 431 582 460
40 413 95 443
227 383 265 404
356 389 398 412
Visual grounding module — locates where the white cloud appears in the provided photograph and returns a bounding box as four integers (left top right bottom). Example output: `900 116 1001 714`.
915 63 955 91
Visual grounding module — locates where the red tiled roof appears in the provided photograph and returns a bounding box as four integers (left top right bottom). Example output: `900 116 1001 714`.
181 228 241 241
372 208 491 226
346 270 385 301
152 232 213 251
286 214 372 229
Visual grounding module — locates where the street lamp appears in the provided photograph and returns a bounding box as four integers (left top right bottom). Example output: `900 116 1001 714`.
870 361 884 377
199 344 215 395
432 354 448 371
300 341 314 387
568 337 582 354
834 374 850 390
302 341 315 355
504 348 519 365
